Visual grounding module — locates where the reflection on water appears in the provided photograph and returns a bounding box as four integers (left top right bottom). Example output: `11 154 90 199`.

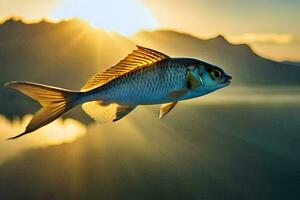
0 115 86 165
0 90 300 199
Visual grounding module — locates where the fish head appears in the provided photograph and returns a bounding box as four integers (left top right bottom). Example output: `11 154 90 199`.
197 62 232 91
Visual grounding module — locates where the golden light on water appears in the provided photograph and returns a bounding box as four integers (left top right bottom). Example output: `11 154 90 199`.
38 118 87 145
0 115 87 165
0 115 86 145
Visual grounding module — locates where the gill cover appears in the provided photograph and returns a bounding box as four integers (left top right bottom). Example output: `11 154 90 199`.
187 70 203 90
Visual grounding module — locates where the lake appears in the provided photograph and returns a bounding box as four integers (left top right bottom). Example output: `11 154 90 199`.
0 88 299 200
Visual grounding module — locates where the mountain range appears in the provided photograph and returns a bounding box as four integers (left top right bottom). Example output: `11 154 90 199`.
1 18 300 87
1 18 300 118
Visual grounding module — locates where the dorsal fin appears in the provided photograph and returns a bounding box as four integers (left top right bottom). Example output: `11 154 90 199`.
81 46 170 91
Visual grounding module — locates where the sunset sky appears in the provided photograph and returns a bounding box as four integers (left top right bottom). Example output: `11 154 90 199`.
0 0 299 61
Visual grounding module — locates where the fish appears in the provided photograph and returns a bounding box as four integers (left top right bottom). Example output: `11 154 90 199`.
4 46 232 139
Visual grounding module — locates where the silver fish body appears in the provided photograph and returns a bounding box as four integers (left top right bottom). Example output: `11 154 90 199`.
5 46 232 139
83 58 199 105
86 58 184 104
85 58 230 105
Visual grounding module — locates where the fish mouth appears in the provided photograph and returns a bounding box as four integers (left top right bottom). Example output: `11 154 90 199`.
221 74 232 85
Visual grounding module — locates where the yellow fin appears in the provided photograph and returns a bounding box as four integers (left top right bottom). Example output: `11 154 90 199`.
114 104 137 122
167 89 188 99
82 101 137 122
159 102 177 119
4 81 78 139
187 71 202 90
80 46 170 91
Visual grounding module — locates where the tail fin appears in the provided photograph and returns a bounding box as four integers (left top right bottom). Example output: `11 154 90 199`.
4 81 81 139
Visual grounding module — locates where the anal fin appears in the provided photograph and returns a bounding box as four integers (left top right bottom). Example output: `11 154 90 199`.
114 105 137 122
159 102 177 119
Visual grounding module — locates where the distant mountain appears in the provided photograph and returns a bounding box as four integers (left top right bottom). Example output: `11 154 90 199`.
282 61 300 67
132 30 300 86
1 19 300 118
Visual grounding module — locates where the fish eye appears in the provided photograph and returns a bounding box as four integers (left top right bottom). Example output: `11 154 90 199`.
210 69 223 80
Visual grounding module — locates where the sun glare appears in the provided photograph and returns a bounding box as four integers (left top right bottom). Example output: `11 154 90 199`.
52 0 157 36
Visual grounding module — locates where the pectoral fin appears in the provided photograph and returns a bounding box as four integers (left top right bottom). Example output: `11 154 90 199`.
187 71 203 90
159 102 177 119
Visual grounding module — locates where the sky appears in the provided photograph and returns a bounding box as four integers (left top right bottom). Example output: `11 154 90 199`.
0 0 299 61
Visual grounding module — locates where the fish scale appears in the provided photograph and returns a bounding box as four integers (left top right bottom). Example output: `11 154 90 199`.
93 60 187 105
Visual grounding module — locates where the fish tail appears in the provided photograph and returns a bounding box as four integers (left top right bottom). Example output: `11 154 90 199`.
4 81 81 139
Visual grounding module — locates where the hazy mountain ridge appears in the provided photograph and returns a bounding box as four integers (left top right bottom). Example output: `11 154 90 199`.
1 18 300 87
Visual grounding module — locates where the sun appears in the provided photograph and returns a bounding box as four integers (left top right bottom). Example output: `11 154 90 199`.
52 0 157 36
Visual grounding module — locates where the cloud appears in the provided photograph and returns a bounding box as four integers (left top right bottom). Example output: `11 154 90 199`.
229 33 296 44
